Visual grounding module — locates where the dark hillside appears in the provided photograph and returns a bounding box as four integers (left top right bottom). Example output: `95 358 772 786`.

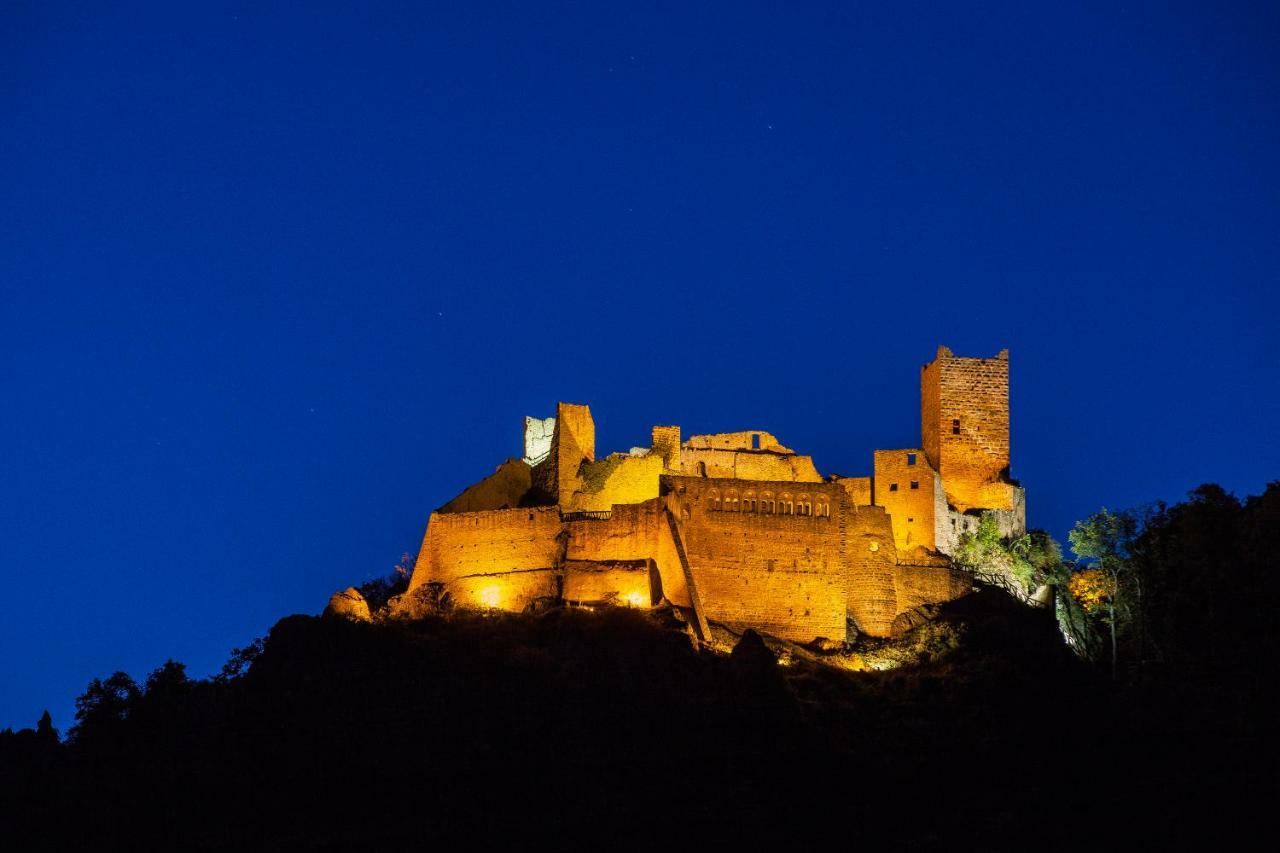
2 583 1270 850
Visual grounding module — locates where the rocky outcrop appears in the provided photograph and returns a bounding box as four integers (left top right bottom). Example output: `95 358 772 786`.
890 603 942 637
384 584 440 621
324 588 371 622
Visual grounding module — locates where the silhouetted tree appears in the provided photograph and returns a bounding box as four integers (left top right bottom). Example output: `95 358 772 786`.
35 710 58 745
214 637 264 683
70 671 140 743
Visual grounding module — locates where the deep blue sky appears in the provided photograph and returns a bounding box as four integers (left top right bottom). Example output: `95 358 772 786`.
3 2 1278 731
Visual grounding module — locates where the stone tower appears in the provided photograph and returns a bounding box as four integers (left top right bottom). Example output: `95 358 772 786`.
921 346 1013 513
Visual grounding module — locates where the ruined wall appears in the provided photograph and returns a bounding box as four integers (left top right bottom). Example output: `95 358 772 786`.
566 453 663 512
410 506 563 592
438 458 533 513
893 560 973 615
922 347 1013 513
530 402 596 507
667 476 847 644
408 345 1023 631
523 415 555 465
684 431 792 452
938 487 1027 554
674 447 823 482
834 476 873 507
841 504 899 637
872 449 939 553
562 559 655 607
650 425 681 471
564 499 691 608
556 402 596 505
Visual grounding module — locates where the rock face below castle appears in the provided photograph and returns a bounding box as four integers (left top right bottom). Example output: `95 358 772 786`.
408 346 1025 642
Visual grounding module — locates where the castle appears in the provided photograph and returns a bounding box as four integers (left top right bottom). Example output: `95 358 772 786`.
407 346 1024 642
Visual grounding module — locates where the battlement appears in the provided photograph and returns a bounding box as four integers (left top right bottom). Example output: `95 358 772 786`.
410 346 1025 642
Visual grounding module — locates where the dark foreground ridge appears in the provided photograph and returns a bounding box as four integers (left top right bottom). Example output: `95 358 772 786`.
1 584 1271 850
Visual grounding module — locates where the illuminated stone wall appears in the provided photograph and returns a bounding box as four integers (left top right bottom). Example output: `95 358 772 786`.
684 430 792 452
835 476 873 507
447 569 560 611
562 559 655 607
564 500 691 609
650 425 681 470
438 458 532 513
922 346 1013 513
841 504 900 637
531 402 596 507
560 403 594 505
666 476 847 643
673 447 823 482
872 449 941 553
523 415 555 465
567 453 663 512
409 506 563 592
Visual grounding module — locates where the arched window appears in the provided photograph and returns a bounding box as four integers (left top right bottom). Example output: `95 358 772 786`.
742 492 756 513
725 492 738 512
782 500 793 515
709 491 721 511
761 495 774 514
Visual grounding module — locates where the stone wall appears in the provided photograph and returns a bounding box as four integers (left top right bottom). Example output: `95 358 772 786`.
834 476 873 507
674 447 823 482
938 487 1027 554
922 346 1013 513
684 430 792 452
650 425 681 470
666 476 847 643
447 569 560 612
841 504 900 637
564 499 692 608
531 402 596 507
894 560 973 615
409 506 563 592
872 449 939 553
523 415 555 465
562 559 655 607
567 453 663 512
438 458 533 513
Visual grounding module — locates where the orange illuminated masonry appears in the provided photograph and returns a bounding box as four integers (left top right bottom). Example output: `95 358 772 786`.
408 346 1024 643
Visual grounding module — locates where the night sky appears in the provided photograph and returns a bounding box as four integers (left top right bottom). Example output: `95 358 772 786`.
3 2 1278 731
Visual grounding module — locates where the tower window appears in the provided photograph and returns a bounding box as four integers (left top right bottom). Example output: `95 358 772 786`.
910 481 919 490
907 453 916 465
889 483 898 492
908 517 914 523
752 433 761 450
952 418 961 435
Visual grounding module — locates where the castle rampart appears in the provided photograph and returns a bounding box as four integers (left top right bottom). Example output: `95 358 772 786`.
408 347 1024 643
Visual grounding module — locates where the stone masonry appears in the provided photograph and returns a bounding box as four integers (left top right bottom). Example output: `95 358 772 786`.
408 347 1025 643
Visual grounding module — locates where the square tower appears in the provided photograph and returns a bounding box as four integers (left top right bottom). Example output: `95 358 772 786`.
921 346 1012 513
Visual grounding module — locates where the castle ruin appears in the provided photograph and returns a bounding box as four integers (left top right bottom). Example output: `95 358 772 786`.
407 346 1024 642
